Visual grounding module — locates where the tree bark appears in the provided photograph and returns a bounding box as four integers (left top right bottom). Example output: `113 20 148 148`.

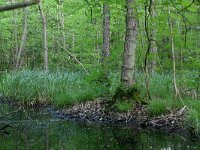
0 0 40 12
38 1 48 71
60 0 66 50
10 0 19 69
15 5 28 69
121 0 137 86
149 0 157 74
102 4 110 62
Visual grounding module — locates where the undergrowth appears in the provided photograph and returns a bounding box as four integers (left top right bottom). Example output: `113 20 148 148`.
1 70 200 133
0 70 109 106
147 98 200 133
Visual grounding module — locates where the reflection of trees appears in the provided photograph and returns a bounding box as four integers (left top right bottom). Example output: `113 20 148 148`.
1 117 200 149
112 127 142 150
0 121 120 150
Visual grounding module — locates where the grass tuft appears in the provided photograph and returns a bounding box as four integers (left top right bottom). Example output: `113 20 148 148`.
186 108 200 133
147 99 168 117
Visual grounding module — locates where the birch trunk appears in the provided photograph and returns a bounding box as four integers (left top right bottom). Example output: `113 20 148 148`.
15 5 28 69
60 0 66 50
38 1 48 71
168 7 180 99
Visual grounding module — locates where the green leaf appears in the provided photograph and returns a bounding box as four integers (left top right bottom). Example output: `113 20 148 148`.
182 0 192 7
187 5 198 12
162 1 170 6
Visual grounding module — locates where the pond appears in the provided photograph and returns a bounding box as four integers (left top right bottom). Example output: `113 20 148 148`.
0 104 199 150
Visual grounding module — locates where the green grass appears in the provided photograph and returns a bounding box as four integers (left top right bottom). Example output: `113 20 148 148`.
147 99 168 116
136 73 173 99
147 98 200 133
114 101 134 112
0 70 198 105
184 100 200 133
186 108 200 133
0 70 108 106
1 70 200 133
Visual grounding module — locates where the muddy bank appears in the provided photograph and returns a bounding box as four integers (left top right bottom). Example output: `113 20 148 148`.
0 96 188 134
50 98 187 133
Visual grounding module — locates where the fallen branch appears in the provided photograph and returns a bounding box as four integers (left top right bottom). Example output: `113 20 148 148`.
0 0 40 12
57 41 89 74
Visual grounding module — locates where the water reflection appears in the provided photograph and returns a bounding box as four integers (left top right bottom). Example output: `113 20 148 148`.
0 106 200 150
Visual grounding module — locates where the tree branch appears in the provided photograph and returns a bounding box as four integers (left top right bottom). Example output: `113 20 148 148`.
57 41 89 74
0 0 40 12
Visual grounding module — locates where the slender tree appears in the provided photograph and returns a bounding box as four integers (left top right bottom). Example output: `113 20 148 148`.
121 0 137 86
101 3 111 78
168 6 181 99
57 0 66 50
38 1 48 71
102 3 110 62
10 0 19 69
15 3 28 69
149 0 157 74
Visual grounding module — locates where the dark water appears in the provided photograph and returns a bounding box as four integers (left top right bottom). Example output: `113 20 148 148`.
0 104 200 150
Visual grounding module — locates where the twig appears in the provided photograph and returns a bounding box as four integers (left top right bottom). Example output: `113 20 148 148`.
57 41 89 74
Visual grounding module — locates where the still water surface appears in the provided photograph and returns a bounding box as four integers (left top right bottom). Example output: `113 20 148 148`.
0 106 199 150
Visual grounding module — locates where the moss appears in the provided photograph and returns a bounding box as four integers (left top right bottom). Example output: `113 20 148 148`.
105 84 147 113
112 84 147 104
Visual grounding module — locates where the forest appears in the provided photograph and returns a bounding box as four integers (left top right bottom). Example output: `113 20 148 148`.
0 0 200 149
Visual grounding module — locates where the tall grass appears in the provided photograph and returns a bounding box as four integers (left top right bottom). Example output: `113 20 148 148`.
1 70 199 117
135 72 200 133
147 98 200 133
0 70 108 106
136 73 173 99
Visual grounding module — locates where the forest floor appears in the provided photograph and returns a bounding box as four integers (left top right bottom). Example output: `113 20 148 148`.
51 98 188 133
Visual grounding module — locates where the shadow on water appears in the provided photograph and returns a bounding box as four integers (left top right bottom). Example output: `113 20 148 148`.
0 103 200 150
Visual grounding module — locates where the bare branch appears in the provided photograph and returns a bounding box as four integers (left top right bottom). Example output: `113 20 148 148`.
0 0 40 12
57 41 89 74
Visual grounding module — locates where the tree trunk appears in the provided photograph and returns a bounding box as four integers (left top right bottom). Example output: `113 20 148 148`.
168 6 180 99
10 0 19 69
60 0 66 50
149 0 157 74
15 5 28 69
38 1 48 71
121 0 137 86
102 4 110 62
